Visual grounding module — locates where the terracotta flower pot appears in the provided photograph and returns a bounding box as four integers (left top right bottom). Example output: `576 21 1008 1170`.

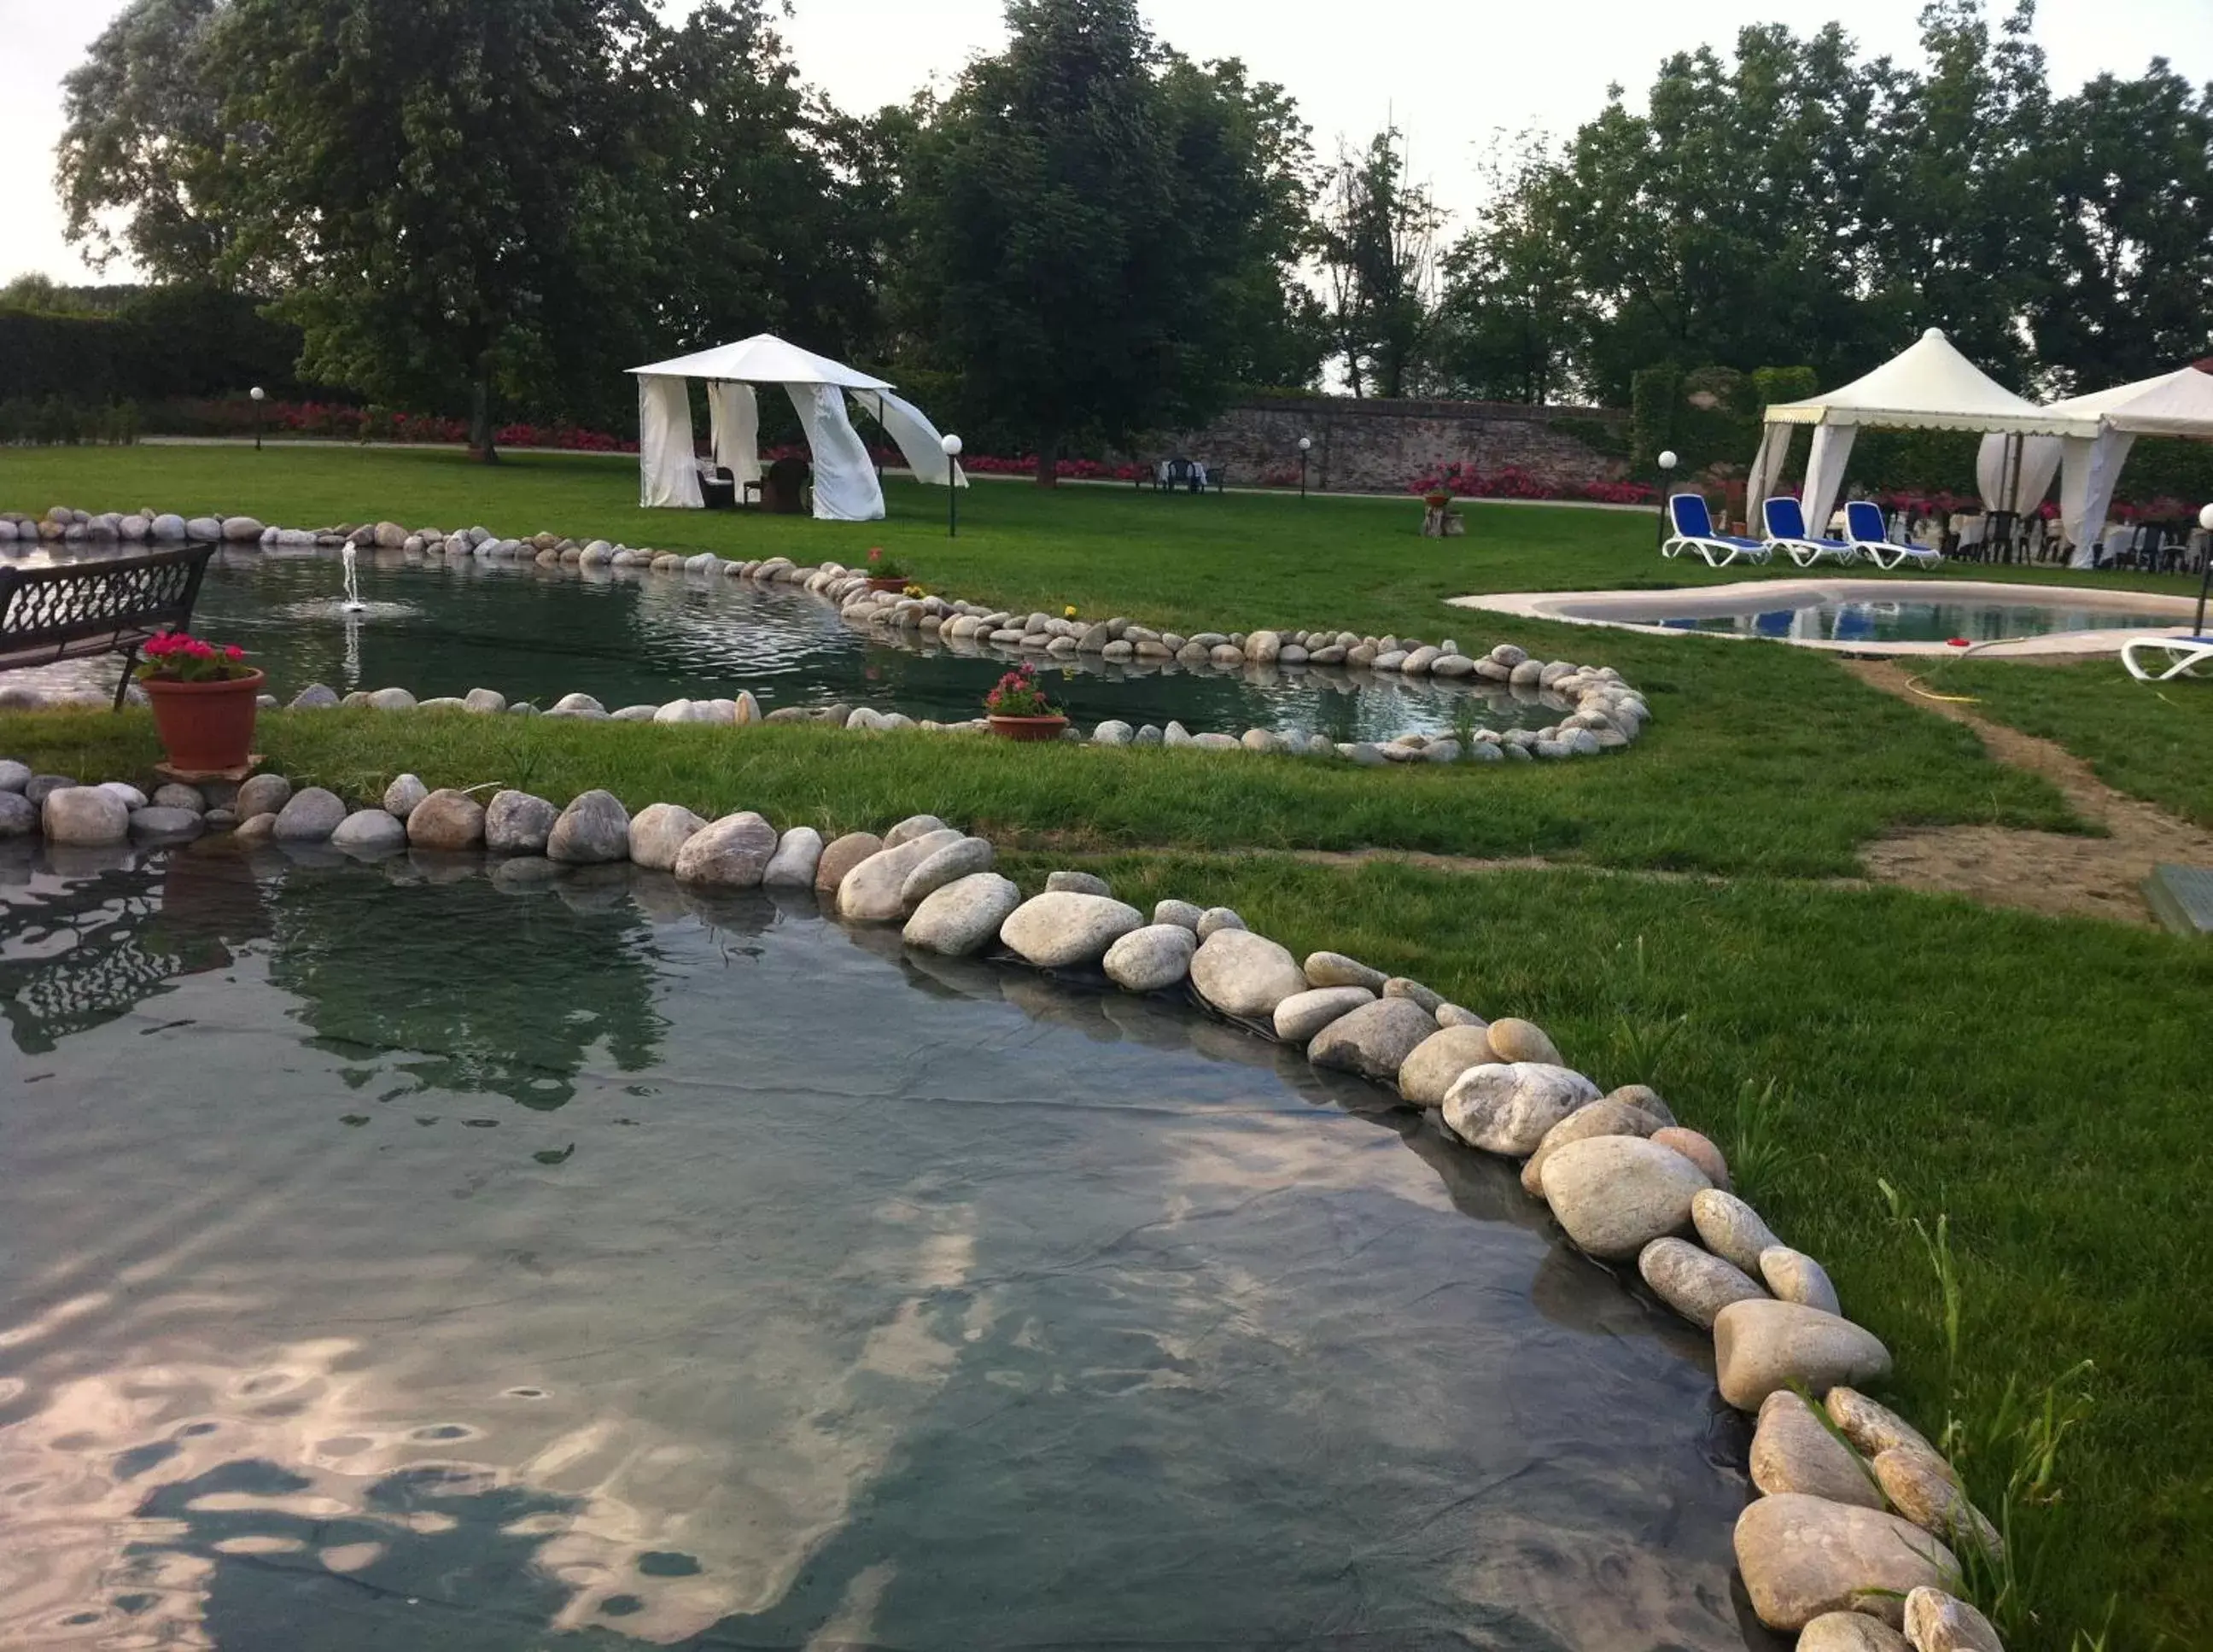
867 575 908 593
988 714 1068 742
1423 492 1452 510
143 669 265 773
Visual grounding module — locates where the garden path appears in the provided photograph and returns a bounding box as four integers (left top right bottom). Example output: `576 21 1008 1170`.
1842 657 2213 926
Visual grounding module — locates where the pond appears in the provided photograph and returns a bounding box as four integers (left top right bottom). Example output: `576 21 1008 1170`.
11 547 1571 740
0 840 1766 1650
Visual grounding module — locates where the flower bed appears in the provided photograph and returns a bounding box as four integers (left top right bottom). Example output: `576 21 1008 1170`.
1406 462 1657 505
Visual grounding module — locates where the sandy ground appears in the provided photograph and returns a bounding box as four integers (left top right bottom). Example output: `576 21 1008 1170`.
1842 658 2213 926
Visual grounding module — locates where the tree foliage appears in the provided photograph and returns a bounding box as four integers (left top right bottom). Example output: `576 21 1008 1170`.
1315 127 1441 399
1442 1 2213 405
56 0 235 283
896 0 1317 480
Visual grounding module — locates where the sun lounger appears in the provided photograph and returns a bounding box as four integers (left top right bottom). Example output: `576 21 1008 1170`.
2121 635 2213 682
1760 497 1860 568
1662 494 1772 569
1845 501 1944 570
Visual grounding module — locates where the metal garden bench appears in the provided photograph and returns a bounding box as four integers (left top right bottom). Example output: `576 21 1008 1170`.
0 544 217 709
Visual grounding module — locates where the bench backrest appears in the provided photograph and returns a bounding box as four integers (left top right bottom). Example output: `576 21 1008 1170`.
0 545 215 670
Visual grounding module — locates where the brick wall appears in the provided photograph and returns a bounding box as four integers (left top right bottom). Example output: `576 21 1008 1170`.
1136 395 1631 494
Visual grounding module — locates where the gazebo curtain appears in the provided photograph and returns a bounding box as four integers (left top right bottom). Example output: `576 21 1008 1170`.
637 376 703 510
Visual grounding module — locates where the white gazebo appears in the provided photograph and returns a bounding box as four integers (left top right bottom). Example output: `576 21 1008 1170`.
629 333 966 520
2030 362 2213 555
1745 328 2092 533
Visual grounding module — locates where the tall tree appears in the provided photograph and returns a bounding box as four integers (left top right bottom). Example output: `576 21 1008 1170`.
898 0 1313 482
212 0 666 458
1433 135 1591 404
55 0 236 283
1862 0 2058 383
1314 127 1442 398
645 3 902 363
1542 22 1892 402
2030 63 2213 388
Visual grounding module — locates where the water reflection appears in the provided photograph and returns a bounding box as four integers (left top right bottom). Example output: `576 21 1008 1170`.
0 849 1763 1650
11 546 1569 740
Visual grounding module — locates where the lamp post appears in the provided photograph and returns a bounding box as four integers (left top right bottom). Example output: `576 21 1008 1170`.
942 434 963 538
2195 502 2213 639
1655 450 1678 546
249 385 266 452
1298 435 1312 499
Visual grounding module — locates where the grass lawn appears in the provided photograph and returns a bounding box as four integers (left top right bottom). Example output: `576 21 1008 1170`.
1918 654 2213 829
3 445 2210 1648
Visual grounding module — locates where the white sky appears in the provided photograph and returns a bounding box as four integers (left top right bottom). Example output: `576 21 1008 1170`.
3 0 2208 286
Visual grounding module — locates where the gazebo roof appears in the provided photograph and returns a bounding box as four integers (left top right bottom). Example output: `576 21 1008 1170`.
2043 361 2213 439
630 333 892 390
1765 329 2093 436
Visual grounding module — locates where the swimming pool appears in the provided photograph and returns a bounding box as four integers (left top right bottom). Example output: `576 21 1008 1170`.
8 546 1568 739
1451 578 2201 656
0 839 1757 1649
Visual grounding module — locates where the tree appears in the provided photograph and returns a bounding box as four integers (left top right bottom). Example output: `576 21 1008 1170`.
1433 136 1591 403
212 0 667 458
645 3 902 364
2029 63 2213 388
898 0 1315 482
55 0 236 283
1861 0 2058 384
1315 126 1442 398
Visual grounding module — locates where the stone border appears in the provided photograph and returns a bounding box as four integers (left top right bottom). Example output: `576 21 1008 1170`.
0 754 2010 1649
4 505 1651 764
1451 576 2202 658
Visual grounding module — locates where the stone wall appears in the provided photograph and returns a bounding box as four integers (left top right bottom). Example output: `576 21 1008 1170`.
1143 395 1631 494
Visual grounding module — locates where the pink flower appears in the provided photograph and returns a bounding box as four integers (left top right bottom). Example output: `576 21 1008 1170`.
225 645 245 662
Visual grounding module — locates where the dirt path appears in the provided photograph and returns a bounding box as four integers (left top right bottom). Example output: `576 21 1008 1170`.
1842 657 2213 925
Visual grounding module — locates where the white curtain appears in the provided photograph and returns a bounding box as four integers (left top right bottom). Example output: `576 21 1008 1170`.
1801 423 1859 534
785 382 885 522
637 375 703 509
1744 422 1794 520
1974 432 2064 515
707 381 761 482
2058 429 2137 552
850 389 968 487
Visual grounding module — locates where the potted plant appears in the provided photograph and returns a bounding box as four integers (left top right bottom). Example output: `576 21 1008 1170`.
864 546 910 592
137 631 265 774
984 663 1067 741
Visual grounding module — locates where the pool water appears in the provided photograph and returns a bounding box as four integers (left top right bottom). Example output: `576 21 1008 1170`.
14 548 1566 739
1656 598 2164 644
0 841 1762 1650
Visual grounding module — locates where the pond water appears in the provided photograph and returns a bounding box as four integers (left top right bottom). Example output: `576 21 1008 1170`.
0 841 1765 1650
1645 597 2166 645
11 548 1568 740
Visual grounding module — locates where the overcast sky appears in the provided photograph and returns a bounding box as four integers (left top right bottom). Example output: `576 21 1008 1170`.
3 0 2208 286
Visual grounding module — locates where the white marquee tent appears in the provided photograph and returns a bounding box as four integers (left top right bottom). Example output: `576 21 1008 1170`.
629 334 966 520
1974 361 2213 557
1745 328 2092 533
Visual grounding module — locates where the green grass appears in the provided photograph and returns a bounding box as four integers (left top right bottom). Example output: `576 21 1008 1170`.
4 441 2202 610
1918 654 2213 829
4 445 2209 1646
0 699 2071 880
0 445 2094 877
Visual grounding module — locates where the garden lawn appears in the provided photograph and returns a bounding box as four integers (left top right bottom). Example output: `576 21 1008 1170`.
0 442 2109 879
1918 654 2213 829
4 446 2209 1648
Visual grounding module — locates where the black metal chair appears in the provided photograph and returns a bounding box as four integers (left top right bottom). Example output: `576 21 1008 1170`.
0 544 216 709
762 456 812 515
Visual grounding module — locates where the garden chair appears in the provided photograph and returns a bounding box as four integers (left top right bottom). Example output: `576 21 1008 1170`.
1760 497 1861 568
1661 493 1771 568
1844 501 1945 570
2121 635 2213 682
